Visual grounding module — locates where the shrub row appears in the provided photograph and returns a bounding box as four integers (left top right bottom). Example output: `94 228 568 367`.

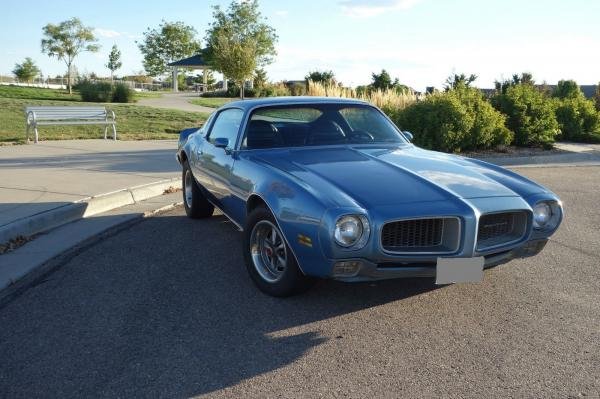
393 81 600 152
75 80 134 103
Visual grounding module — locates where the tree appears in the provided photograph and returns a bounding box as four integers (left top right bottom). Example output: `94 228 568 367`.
444 73 477 91
211 30 257 98
106 44 122 82
253 68 268 89
552 79 582 99
371 69 393 90
13 58 40 83
205 0 278 98
41 17 99 94
305 70 336 85
138 21 201 77
495 72 536 95
594 83 600 112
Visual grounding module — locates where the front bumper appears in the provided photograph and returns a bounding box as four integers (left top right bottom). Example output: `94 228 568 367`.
331 239 548 282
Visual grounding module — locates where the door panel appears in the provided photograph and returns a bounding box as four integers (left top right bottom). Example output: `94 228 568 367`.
196 108 244 211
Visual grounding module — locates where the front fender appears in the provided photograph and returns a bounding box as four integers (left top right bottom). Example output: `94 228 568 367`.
250 174 332 277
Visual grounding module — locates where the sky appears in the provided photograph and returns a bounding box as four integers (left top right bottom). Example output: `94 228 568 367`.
1 0 599 91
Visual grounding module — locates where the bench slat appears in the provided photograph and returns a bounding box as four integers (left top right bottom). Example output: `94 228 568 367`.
34 121 116 126
31 115 109 120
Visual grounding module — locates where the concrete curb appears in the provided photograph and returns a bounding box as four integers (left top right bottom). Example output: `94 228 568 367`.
0 178 181 245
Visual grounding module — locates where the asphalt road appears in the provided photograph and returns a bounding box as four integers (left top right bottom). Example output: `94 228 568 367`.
1 166 599 398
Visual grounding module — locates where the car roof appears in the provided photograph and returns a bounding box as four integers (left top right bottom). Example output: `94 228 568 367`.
222 96 370 110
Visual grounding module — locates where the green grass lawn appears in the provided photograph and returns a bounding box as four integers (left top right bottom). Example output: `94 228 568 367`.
0 85 80 101
0 85 164 101
0 86 209 144
189 97 235 108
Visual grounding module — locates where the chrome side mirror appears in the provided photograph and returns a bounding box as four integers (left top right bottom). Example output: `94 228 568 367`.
403 131 414 142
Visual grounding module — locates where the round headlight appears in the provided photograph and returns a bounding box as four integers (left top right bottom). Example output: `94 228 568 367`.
334 215 371 248
334 216 362 247
533 202 552 228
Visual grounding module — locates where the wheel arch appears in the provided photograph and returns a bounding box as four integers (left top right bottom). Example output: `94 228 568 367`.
244 182 331 278
178 149 188 165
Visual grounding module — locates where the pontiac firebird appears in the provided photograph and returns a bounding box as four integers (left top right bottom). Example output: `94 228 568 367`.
176 97 563 296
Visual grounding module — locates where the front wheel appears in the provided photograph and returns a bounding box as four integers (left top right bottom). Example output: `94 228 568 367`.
243 206 315 297
182 160 214 219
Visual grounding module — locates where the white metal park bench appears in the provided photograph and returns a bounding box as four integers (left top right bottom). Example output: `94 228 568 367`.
25 106 117 143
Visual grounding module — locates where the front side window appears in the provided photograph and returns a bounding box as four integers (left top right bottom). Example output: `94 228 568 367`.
207 108 244 147
242 104 405 150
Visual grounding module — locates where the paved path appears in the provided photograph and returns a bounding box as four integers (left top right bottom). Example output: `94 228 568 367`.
137 92 215 113
0 166 598 398
479 142 600 167
0 140 179 229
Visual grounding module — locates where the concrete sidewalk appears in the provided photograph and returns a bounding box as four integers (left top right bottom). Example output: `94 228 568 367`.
0 140 180 244
136 92 215 113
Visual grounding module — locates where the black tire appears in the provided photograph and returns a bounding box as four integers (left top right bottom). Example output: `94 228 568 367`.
182 160 214 219
243 206 315 297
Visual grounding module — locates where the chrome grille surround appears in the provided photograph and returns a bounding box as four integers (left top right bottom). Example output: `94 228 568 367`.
380 217 461 254
476 211 528 252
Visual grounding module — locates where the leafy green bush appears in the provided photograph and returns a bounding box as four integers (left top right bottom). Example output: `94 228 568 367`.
395 86 512 152
201 89 228 98
492 84 559 147
111 83 134 103
77 80 113 102
75 80 133 103
554 96 600 142
256 83 291 97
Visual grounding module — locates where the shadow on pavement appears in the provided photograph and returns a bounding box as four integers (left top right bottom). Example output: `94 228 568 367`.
0 212 438 397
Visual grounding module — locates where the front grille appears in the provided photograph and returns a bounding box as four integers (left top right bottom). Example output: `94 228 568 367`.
477 211 527 251
382 219 443 248
381 217 459 253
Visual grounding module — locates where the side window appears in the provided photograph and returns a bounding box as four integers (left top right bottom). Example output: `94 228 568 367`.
207 108 244 146
199 112 215 135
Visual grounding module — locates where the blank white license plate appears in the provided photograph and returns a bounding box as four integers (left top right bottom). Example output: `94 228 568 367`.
435 257 484 285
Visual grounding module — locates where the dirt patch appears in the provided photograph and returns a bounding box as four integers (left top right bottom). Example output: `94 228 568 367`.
462 145 568 159
163 186 181 194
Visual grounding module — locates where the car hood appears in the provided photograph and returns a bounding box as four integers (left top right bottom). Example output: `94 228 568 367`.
251 145 545 209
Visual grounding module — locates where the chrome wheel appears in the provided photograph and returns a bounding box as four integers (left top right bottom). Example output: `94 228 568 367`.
250 220 288 283
184 169 193 209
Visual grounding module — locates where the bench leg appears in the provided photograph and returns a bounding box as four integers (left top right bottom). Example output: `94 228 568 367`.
34 127 39 144
112 124 117 141
104 126 108 140
26 124 29 143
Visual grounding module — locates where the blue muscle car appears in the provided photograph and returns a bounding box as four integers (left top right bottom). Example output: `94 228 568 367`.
176 97 563 296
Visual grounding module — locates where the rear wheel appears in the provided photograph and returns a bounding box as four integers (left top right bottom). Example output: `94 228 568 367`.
182 160 214 219
243 206 315 297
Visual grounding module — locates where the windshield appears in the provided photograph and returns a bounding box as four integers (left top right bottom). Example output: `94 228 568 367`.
241 104 406 149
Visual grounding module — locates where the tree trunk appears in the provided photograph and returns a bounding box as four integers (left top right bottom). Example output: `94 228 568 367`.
240 80 244 99
67 63 72 94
